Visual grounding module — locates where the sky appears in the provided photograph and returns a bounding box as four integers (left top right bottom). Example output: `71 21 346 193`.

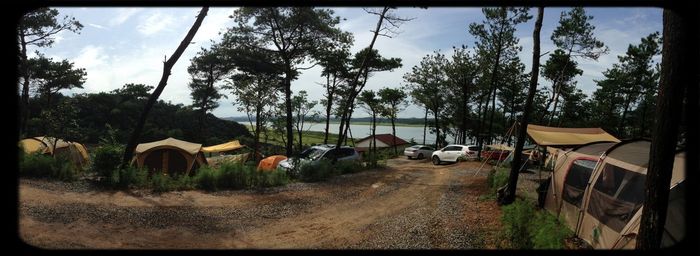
27 7 662 119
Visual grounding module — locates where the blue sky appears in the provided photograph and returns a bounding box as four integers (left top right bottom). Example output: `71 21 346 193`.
29 7 662 118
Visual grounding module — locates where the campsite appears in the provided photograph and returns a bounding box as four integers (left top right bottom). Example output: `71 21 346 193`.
17 6 694 250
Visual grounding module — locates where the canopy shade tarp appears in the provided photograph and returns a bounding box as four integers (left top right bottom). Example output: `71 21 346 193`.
201 140 244 153
485 144 514 151
135 137 202 155
526 124 620 146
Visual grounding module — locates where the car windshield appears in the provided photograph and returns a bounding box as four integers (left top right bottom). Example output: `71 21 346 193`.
301 148 323 159
308 148 328 161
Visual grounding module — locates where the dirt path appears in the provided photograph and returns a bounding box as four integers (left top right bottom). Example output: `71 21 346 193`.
19 158 502 249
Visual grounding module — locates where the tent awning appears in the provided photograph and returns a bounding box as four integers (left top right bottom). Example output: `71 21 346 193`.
526 124 620 146
485 144 514 151
135 137 202 155
201 140 244 153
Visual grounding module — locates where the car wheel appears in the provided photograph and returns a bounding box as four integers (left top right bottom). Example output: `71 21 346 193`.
418 153 424 159
432 156 441 165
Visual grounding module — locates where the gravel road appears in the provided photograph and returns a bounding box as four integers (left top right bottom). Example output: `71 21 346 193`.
19 158 504 249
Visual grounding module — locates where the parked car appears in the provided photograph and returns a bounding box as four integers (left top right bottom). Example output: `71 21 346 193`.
403 145 435 159
277 145 360 176
431 144 480 165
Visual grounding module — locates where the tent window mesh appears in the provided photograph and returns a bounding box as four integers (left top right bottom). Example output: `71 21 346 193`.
587 164 646 232
562 159 596 207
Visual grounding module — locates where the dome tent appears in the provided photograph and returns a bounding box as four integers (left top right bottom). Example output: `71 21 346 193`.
131 137 207 176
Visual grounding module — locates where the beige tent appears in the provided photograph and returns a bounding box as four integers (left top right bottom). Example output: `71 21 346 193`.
527 124 620 147
201 140 244 154
542 139 685 249
132 137 207 176
19 136 90 170
543 141 618 232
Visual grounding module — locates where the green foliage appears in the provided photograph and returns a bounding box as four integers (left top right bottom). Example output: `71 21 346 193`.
217 162 255 190
193 166 219 191
150 173 175 193
335 160 364 174
20 153 78 181
193 163 289 191
25 85 252 145
500 199 572 249
299 159 338 182
488 167 510 193
91 144 124 178
531 211 573 249
501 199 535 248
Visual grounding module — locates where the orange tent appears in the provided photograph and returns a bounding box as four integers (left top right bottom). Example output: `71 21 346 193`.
257 155 287 171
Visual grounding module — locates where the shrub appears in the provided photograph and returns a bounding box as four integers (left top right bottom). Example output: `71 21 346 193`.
194 166 219 191
173 174 196 191
256 169 290 188
120 166 149 188
500 198 572 249
218 162 252 189
151 173 175 193
54 160 78 181
299 159 338 182
489 167 510 192
501 199 535 249
92 144 124 178
335 160 364 174
531 211 573 249
20 153 57 178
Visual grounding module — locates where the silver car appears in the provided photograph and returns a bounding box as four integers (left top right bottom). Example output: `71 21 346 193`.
278 145 360 175
431 144 480 165
403 145 435 160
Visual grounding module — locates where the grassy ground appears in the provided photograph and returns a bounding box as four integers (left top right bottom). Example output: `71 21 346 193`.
245 125 351 147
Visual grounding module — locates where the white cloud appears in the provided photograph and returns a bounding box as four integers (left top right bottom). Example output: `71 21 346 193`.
109 8 142 26
87 23 106 29
137 11 176 36
192 7 237 45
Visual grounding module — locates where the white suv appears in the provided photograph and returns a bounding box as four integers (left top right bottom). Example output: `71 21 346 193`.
431 145 480 165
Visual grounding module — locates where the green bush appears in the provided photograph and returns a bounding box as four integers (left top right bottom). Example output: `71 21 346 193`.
500 198 572 249
20 153 78 181
20 153 58 177
489 167 510 192
335 160 364 174
151 173 175 193
92 144 124 177
299 159 338 182
54 160 78 181
531 210 573 249
194 166 219 191
173 174 196 191
256 169 290 187
218 162 253 189
501 199 535 248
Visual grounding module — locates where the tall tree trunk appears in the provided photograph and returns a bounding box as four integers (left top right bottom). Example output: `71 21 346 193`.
391 116 397 155
323 74 333 144
253 105 261 163
422 106 428 145
499 7 543 205
484 8 505 150
433 105 440 148
487 83 498 145
461 84 469 145
637 8 691 249
372 111 377 166
619 95 632 138
284 64 294 157
121 7 208 167
547 85 562 126
19 32 30 137
336 7 388 149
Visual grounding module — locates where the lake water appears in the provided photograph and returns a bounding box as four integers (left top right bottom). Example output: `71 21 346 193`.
303 122 473 146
